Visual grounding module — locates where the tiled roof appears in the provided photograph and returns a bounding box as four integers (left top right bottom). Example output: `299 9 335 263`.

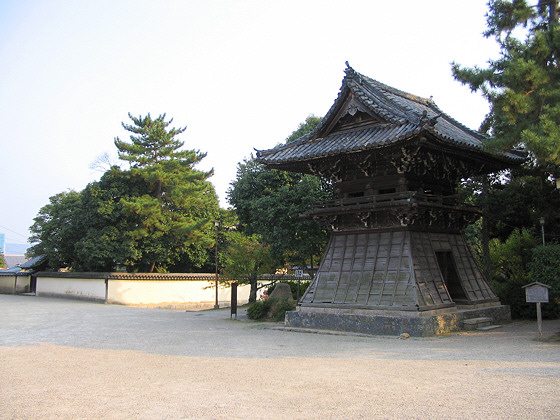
20 255 46 269
35 272 219 281
257 64 524 165
4 255 28 268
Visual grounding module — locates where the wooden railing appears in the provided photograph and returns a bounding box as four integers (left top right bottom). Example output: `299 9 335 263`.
305 191 479 215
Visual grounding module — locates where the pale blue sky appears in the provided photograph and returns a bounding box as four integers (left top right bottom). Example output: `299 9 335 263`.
0 0 498 248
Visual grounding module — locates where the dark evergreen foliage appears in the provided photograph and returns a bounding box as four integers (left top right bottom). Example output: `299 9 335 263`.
227 116 329 270
29 114 219 272
528 244 560 317
453 2 560 319
453 0 560 168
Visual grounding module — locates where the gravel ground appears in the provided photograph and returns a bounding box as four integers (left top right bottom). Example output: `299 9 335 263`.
1 294 559 419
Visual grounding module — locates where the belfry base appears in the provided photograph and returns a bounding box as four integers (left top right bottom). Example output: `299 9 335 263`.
285 304 511 337
287 229 511 336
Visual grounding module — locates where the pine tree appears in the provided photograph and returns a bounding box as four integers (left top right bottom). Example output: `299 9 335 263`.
114 113 219 272
452 0 560 168
453 1 560 282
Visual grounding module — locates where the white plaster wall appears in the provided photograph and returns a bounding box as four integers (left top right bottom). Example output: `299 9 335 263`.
37 276 106 301
0 275 17 293
0 275 30 293
108 280 258 307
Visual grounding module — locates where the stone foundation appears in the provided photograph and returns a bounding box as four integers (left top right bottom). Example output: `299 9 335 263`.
285 304 511 337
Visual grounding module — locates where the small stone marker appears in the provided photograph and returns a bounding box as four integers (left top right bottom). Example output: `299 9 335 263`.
523 282 551 338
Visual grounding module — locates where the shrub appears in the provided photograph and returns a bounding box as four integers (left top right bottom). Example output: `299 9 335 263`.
489 229 537 280
247 299 272 320
490 236 560 319
489 229 540 319
246 298 296 321
528 245 560 318
491 275 534 319
269 298 297 321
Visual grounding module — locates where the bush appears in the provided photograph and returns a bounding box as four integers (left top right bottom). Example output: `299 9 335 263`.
491 275 534 319
528 245 560 318
247 299 272 320
490 239 560 319
489 229 537 280
489 229 540 319
270 299 297 321
246 298 296 321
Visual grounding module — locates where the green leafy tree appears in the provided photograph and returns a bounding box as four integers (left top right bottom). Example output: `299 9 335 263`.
452 1 560 278
114 113 219 272
452 0 560 168
221 232 275 303
489 228 539 318
72 167 148 271
285 115 322 143
0 251 6 268
489 230 560 319
227 115 329 271
483 168 560 242
490 228 538 279
28 191 84 269
29 114 220 273
462 166 560 243
28 170 146 271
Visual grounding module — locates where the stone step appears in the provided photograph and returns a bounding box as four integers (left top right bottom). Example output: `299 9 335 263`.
476 325 503 331
463 317 493 330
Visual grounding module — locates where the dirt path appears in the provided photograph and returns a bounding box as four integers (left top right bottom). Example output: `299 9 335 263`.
3 344 559 419
1 295 559 419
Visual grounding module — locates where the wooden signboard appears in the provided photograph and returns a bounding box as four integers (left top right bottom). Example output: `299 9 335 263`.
523 282 550 303
523 282 551 337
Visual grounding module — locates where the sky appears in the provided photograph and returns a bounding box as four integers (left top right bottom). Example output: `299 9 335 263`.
0 0 500 250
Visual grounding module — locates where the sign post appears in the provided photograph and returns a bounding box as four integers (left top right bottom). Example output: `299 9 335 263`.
523 282 550 338
295 269 304 301
230 282 238 319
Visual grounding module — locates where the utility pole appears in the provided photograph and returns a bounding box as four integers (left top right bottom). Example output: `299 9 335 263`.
214 220 220 309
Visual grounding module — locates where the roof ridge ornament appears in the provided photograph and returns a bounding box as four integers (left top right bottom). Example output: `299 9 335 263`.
419 110 441 128
344 61 362 83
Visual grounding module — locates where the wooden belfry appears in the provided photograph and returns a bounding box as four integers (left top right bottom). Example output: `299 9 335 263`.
257 64 523 335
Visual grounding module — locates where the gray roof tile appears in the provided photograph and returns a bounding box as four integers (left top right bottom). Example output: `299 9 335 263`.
257 65 524 166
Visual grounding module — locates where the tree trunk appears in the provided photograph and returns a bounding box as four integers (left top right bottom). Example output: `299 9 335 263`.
149 262 155 273
481 175 492 281
249 277 258 303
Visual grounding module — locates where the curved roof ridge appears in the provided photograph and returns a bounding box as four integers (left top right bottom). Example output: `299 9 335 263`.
361 74 435 107
424 99 488 141
255 64 525 166
347 64 491 143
